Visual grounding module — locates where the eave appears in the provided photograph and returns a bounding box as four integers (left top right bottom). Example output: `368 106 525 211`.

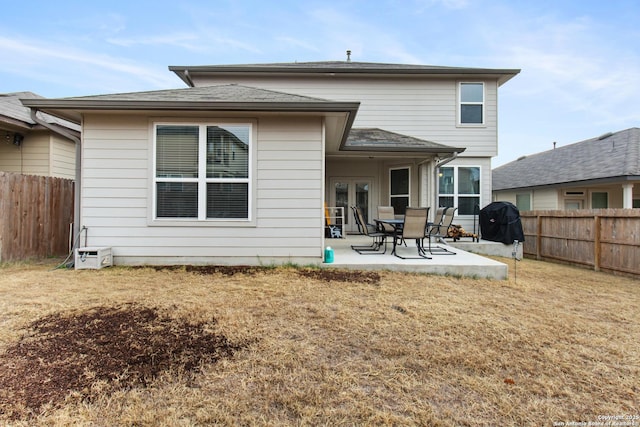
169 65 521 87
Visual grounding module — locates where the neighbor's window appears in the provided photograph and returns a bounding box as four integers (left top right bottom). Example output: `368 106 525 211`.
390 167 410 215
516 193 531 211
155 123 251 220
459 82 484 124
438 166 480 215
591 192 608 209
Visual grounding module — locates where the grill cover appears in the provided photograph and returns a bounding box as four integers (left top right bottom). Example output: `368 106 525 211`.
479 201 525 244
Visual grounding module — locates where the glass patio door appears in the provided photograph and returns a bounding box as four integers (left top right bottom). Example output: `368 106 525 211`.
330 178 371 234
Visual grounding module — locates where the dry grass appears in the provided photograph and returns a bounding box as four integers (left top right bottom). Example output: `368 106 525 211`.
0 258 638 426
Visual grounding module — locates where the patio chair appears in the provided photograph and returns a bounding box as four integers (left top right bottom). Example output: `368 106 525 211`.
350 206 387 254
425 207 457 255
394 207 430 259
376 205 396 230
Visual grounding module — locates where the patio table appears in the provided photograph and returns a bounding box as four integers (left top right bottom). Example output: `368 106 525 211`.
374 218 404 255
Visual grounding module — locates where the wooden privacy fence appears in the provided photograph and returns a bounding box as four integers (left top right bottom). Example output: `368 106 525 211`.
0 172 74 262
520 209 640 277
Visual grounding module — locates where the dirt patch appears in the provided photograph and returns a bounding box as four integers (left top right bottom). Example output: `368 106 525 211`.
297 268 381 285
0 304 247 419
138 265 382 284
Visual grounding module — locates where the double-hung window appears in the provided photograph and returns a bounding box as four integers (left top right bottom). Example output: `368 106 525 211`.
459 82 484 125
438 166 480 215
154 123 251 221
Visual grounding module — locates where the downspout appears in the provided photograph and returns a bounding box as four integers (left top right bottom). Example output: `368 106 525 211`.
30 108 82 249
183 69 195 87
433 152 459 210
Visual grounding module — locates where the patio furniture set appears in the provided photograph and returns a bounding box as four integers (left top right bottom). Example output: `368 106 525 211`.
350 206 459 259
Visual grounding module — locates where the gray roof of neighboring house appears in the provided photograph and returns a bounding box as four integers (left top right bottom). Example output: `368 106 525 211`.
346 128 465 154
0 92 80 132
21 84 361 124
169 60 520 87
492 128 640 191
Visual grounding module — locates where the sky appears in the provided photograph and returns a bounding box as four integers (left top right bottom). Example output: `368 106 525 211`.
1 0 639 167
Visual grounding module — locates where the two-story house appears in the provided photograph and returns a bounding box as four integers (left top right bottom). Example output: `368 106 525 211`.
21 59 519 266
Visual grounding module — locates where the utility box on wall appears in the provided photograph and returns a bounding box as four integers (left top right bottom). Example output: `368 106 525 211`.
75 247 113 270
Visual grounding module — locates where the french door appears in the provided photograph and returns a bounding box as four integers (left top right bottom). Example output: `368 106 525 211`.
329 178 372 234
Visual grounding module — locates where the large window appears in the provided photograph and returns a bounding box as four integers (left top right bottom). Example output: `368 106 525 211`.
390 167 410 215
154 123 251 220
438 166 480 215
459 82 484 124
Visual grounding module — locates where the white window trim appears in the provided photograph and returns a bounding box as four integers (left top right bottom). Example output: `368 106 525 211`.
457 81 485 127
438 165 482 216
148 118 257 227
389 166 411 208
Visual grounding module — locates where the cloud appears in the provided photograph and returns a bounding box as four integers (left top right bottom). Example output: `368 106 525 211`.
478 10 640 130
107 33 204 51
275 36 321 53
304 6 424 64
0 35 176 94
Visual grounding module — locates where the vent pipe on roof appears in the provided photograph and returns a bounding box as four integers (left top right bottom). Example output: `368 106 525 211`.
346 50 351 62
553 141 556 149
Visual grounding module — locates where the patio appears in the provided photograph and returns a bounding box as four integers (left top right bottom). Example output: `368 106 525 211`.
321 235 509 280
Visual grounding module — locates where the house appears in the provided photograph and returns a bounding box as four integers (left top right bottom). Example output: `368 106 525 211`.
1 92 79 179
21 58 519 266
493 128 640 210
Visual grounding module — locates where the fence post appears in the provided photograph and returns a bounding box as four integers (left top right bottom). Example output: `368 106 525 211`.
594 215 601 272
536 215 542 260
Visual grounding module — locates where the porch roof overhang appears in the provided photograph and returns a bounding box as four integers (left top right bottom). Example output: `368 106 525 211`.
327 127 466 159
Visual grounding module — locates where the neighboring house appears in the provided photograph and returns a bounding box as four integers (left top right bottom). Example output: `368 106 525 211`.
0 92 79 179
21 59 519 266
493 128 640 210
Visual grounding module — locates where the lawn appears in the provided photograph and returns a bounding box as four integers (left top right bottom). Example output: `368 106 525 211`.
0 258 638 426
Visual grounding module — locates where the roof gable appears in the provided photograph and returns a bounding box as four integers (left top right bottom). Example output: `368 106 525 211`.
493 128 640 191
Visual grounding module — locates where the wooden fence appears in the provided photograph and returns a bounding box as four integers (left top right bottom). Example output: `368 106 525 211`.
0 172 74 262
520 209 640 277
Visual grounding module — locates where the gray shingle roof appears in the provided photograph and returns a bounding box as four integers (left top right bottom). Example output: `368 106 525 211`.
0 92 79 131
21 84 360 125
345 128 465 154
492 128 640 191
60 84 332 103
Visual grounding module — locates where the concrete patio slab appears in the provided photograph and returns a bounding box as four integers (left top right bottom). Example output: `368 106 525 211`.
320 235 508 280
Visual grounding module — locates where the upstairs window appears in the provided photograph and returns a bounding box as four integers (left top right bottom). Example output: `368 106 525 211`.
459 82 484 125
154 123 251 220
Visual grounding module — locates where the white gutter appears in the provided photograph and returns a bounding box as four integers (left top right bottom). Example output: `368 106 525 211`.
29 108 82 247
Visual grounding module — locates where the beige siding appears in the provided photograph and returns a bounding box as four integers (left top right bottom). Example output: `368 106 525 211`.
0 131 50 176
193 76 499 157
0 139 23 172
494 189 559 210
79 113 325 264
50 135 76 179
